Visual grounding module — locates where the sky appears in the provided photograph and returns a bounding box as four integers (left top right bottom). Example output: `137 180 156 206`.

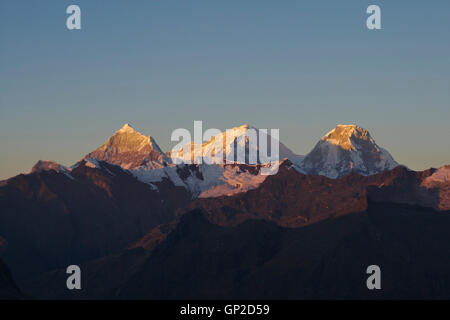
1 0 449 179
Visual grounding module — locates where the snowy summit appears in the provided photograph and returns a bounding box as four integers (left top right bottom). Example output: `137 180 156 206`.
300 124 399 178
84 123 170 170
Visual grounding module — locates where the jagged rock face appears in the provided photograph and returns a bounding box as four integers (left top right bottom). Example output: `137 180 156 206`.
85 124 170 170
301 125 398 178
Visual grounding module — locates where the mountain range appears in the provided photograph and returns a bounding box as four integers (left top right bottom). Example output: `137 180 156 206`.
39 123 402 198
83 123 398 179
0 123 449 299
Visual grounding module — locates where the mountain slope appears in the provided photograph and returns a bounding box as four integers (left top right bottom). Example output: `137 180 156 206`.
117 204 450 300
24 204 450 300
301 124 398 178
185 161 440 228
0 159 190 280
18 161 450 300
421 165 450 211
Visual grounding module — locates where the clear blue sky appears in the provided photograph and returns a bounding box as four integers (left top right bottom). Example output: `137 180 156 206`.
1 0 449 179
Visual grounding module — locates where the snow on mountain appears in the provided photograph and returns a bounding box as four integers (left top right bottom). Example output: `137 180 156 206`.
79 124 289 198
170 124 304 166
132 162 280 198
142 124 304 198
300 124 399 179
84 124 170 170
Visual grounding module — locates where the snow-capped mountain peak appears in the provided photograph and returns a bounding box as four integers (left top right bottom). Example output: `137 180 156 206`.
84 124 169 170
301 124 398 178
117 123 136 134
170 124 304 166
321 124 373 151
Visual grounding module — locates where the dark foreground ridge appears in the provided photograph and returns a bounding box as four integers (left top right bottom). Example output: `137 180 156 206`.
24 203 450 300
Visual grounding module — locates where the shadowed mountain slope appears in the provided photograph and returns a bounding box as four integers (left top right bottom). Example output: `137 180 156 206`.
23 203 450 300
0 160 190 280
0 259 22 300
